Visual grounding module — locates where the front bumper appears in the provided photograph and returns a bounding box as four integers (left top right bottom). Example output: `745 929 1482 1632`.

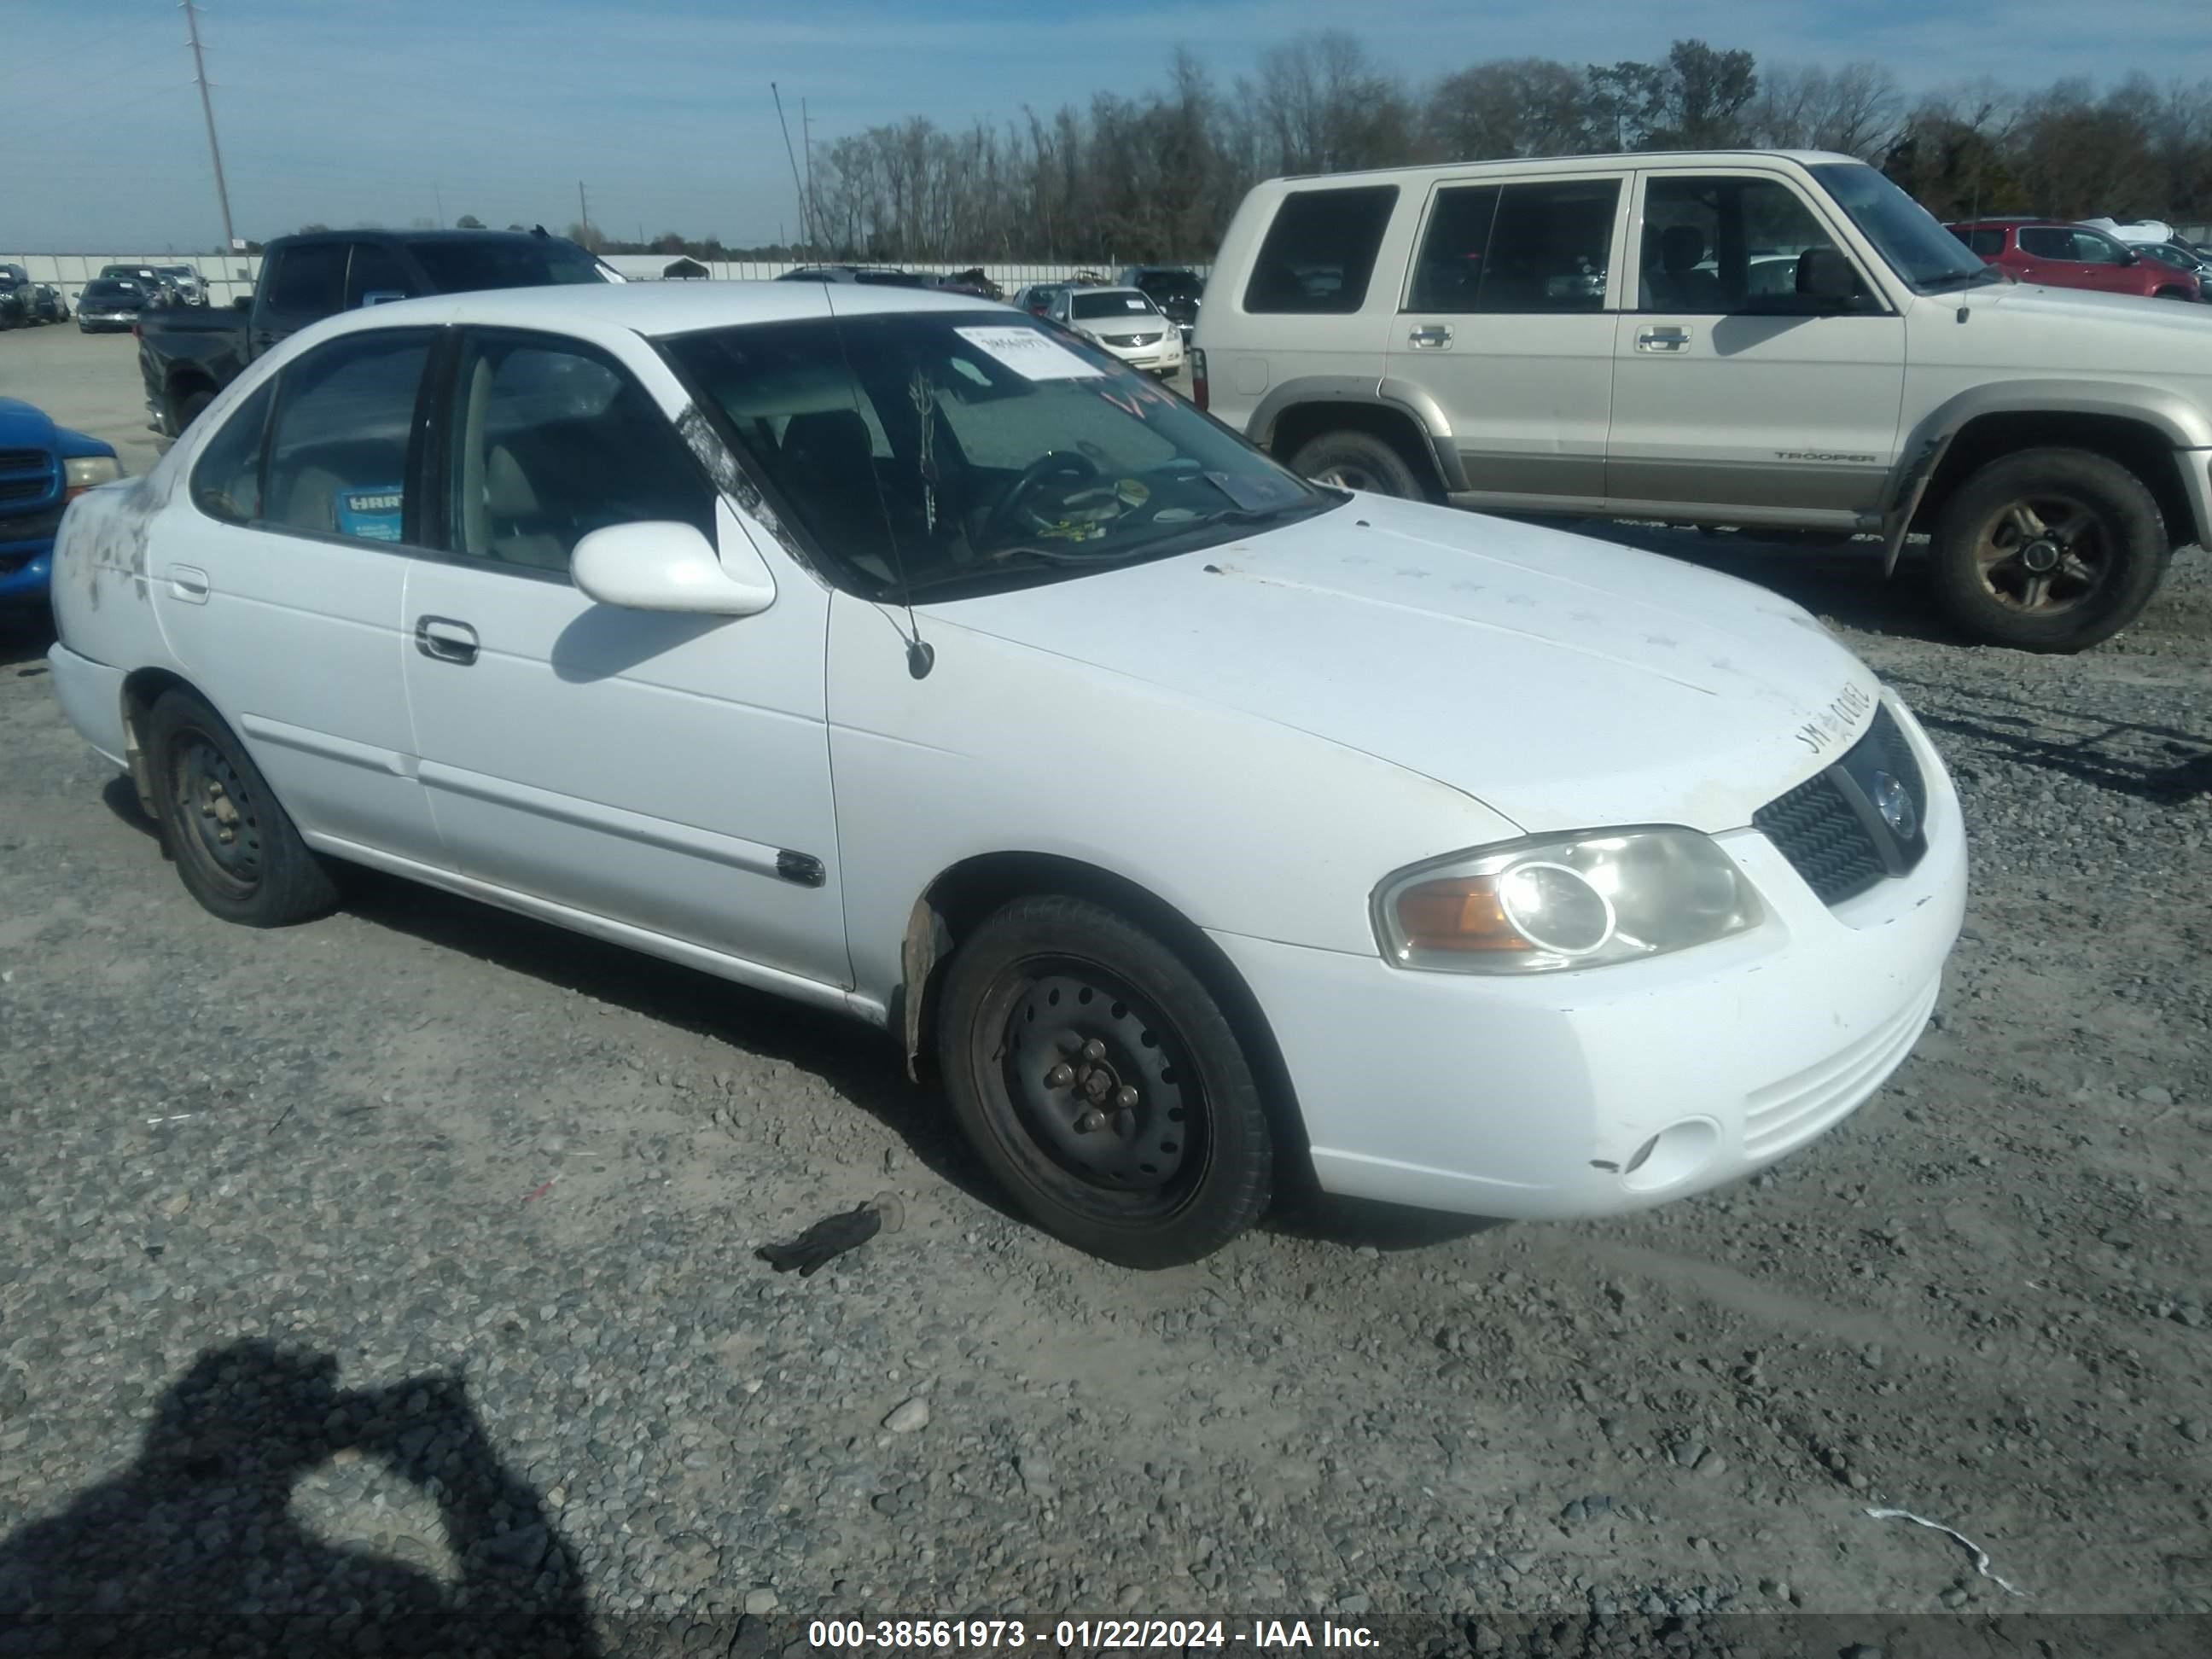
1 506 64 606
1210 692 1967 1220
1099 338 1186 375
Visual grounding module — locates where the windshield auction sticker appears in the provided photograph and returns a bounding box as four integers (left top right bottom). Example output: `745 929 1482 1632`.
954 326 1103 381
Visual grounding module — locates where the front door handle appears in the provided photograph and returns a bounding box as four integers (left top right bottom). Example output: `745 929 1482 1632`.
166 564 210 604
1636 325 1693 353
414 615 479 666
1406 323 1453 350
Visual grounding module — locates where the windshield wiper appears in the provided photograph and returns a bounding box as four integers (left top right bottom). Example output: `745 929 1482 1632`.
1921 267 2004 292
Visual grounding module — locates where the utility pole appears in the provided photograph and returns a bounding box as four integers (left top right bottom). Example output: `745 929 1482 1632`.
802 97 815 253
434 181 445 227
771 84 809 253
182 0 236 253
578 180 591 241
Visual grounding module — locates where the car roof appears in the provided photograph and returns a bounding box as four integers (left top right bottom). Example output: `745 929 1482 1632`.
300 279 1013 341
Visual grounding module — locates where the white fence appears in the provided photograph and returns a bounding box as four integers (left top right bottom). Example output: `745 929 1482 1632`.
5 252 1202 311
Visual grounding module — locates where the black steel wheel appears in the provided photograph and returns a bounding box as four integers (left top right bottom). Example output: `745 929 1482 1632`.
147 688 341 927
1286 429 1424 499
936 895 1272 1267
1929 447 2170 652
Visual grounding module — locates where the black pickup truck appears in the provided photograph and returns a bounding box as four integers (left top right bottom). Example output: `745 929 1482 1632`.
137 227 615 435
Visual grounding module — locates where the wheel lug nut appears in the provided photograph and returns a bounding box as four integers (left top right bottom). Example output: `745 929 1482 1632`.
1074 1110 1106 1134
1045 1063 1074 1089
1115 1085 1138 1110
1081 1039 1105 1062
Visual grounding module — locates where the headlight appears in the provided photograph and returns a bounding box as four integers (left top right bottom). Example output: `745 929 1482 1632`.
63 455 124 497
1373 828 1763 974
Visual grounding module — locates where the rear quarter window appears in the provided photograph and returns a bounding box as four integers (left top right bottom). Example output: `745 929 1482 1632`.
1243 186 1400 314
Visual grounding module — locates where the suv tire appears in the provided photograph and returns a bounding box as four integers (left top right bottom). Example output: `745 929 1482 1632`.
1928 447 2169 653
1286 430 1425 499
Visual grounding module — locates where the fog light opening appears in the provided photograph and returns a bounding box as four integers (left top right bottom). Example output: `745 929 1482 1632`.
1619 1118 1721 1193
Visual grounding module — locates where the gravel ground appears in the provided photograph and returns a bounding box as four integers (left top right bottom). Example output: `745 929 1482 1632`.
2 323 2209 1652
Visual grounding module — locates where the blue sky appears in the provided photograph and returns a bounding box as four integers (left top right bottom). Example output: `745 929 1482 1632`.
11 0 2210 253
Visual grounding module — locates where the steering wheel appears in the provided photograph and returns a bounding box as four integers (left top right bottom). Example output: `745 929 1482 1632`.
979 450 1103 549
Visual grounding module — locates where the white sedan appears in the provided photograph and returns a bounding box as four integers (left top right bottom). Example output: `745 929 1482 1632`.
45 282 1965 1266
1047 285 1185 376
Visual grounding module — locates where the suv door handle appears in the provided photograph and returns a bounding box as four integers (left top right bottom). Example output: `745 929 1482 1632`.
1636 325 1693 352
414 615 479 666
1406 323 1452 349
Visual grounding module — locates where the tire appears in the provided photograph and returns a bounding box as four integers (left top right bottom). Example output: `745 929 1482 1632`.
2152 288 2192 300
1927 447 2170 652
1286 429 1426 499
935 894 1273 1267
146 688 341 927
174 387 215 432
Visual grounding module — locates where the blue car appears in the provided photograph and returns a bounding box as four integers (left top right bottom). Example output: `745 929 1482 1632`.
1 399 122 615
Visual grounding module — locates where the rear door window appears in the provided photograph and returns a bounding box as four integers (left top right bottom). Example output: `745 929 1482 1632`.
1966 228 2005 256
262 330 434 544
1243 185 1399 314
346 243 418 309
2017 227 2075 260
264 243 349 321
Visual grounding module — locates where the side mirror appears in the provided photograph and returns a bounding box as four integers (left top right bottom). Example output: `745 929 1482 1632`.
572 521 774 616
1796 246 1861 305
232 294 252 311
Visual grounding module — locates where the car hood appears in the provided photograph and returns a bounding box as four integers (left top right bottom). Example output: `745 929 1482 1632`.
926 496 1879 834
0 398 59 451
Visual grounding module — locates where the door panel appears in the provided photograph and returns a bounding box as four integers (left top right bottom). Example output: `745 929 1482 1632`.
1386 175 1627 507
151 335 442 863
402 329 847 987
1607 171 1906 520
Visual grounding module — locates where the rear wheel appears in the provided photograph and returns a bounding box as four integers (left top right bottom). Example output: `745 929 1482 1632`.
1286 429 1424 499
935 895 1272 1267
1927 447 2169 652
173 387 215 434
147 688 341 927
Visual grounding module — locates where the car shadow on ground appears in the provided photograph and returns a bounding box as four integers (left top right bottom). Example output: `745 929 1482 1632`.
0 614 57 673
0 1340 599 1657
1878 669 2212 803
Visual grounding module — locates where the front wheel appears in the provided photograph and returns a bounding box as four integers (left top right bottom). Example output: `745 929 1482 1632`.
147 688 341 927
935 895 1273 1267
1926 447 2170 652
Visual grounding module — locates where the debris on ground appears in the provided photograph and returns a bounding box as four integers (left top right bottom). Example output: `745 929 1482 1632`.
1865 1507 2029 1597
756 1191 905 1278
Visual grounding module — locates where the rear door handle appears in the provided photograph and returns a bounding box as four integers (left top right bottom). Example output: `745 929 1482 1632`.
166 565 210 603
1636 325 1693 353
1406 323 1453 349
414 615 479 666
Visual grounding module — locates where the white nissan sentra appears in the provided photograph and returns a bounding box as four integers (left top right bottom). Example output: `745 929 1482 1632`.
46 283 1965 1266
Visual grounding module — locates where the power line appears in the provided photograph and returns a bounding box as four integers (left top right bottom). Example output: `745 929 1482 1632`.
182 0 236 252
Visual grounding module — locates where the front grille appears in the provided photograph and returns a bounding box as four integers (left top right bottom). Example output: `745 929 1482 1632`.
1755 704 1928 905
0 504 67 547
0 449 56 507
1111 331 1164 347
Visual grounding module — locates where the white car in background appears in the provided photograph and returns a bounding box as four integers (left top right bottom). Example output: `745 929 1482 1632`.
1048 285 1185 376
45 283 1962 1266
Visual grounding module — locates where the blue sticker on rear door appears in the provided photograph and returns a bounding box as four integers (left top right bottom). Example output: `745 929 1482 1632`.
335 484 405 542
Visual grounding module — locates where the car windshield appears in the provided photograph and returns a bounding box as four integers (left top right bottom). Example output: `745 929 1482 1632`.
405 239 606 290
853 270 931 287
1072 290 1159 319
84 281 140 300
664 311 1334 602
1809 164 2000 292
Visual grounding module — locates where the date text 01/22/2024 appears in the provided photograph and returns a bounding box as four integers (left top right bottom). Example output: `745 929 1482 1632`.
807 1620 1381 1650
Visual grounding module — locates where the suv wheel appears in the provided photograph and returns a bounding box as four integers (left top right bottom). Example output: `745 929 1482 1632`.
935 895 1273 1267
1286 430 1424 499
1927 447 2169 652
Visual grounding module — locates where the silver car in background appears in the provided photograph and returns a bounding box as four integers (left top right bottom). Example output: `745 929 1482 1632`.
1046 284 1185 377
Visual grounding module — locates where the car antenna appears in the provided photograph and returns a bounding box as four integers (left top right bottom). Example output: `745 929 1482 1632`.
820 285 934 679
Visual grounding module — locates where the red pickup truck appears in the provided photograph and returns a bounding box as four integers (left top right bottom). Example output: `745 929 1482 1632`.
1946 218 2200 301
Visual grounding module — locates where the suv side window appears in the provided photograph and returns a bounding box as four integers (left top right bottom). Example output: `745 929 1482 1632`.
1431 179 1619 313
1966 228 2005 256
447 332 715 575
2071 230 2128 265
346 243 418 309
2017 227 2075 260
263 330 434 544
189 381 276 525
1244 185 1399 314
264 243 348 320
1640 175 1856 313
